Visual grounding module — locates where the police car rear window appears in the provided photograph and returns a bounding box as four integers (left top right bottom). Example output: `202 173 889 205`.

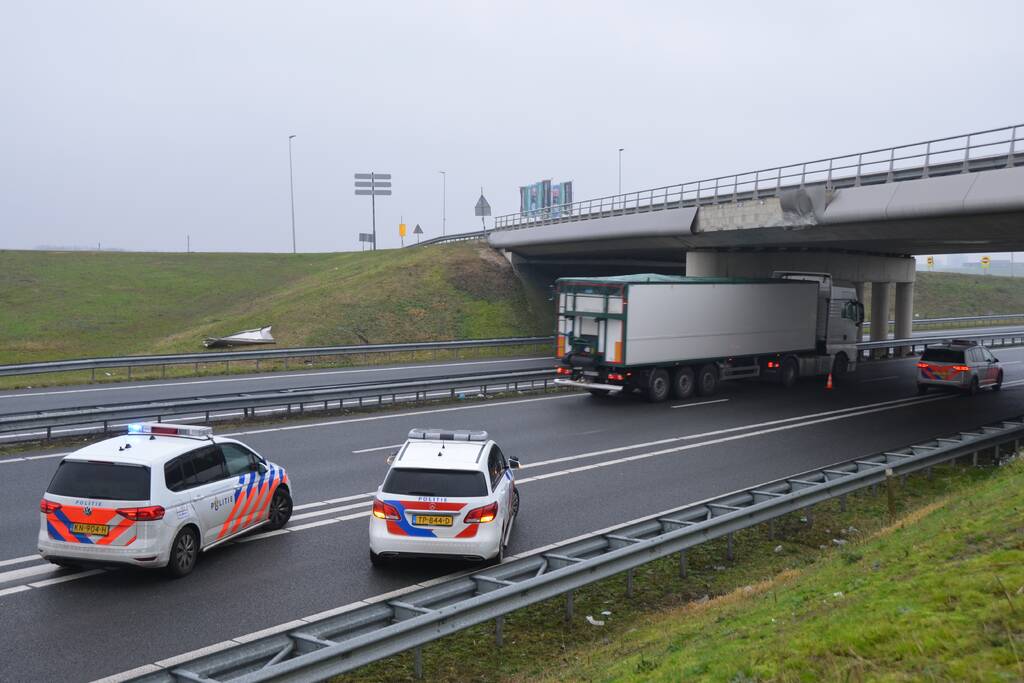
921 348 965 363
47 461 150 501
382 468 488 498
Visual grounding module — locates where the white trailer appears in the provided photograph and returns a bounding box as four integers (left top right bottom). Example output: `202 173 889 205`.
554 273 864 402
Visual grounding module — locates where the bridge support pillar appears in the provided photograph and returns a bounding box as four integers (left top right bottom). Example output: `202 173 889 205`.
870 282 892 357
895 282 914 356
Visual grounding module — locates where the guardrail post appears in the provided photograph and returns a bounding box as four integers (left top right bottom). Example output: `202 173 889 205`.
885 468 897 519
768 519 775 540
839 494 847 512
413 646 423 679
972 450 979 467
726 533 734 561
495 616 504 646
626 569 634 597
128 366 132 380
565 591 574 622
679 550 687 578
161 365 166 379
46 426 51 440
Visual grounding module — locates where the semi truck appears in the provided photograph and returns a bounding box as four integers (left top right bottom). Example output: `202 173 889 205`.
553 272 865 402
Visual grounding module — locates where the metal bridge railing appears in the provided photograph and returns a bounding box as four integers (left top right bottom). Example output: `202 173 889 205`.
125 415 1024 683
494 123 1023 231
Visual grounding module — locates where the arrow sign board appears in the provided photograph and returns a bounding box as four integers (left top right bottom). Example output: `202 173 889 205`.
355 189 392 196
354 180 392 188
475 193 492 217
355 173 391 180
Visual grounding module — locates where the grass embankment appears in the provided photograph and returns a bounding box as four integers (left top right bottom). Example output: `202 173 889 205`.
0 243 551 365
339 458 1023 683
863 271 1024 321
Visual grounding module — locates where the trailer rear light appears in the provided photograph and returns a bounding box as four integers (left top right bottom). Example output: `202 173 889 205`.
607 373 625 381
952 365 971 372
116 505 165 521
372 499 401 521
767 361 779 369
555 367 572 375
464 501 498 524
40 499 62 514
916 362 929 369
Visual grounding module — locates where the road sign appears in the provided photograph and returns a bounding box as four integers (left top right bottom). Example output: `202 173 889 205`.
354 172 392 250
358 233 374 243
475 193 491 217
927 256 934 269
399 223 406 237
413 223 423 244
981 256 991 268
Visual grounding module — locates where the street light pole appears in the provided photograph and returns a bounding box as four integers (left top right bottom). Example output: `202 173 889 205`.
288 134 297 254
439 170 447 236
618 147 624 194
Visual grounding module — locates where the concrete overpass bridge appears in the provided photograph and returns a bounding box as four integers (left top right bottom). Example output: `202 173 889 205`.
489 124 1024 345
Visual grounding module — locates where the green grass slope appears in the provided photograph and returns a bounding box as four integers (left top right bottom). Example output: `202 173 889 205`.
0 243 551 364
914 271 1024 318
540 460 1024 683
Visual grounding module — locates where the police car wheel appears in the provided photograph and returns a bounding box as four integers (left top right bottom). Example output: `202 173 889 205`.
511 488 520 519
967 377 979 396
994 372 1004 391
266 489 293 531
167 527 198 578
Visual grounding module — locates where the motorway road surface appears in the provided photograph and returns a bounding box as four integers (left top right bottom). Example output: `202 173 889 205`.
3 348 1024 681
2 324 1021 417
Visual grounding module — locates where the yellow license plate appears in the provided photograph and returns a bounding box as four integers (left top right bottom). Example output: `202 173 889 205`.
413 515 452 527
71 523 109 536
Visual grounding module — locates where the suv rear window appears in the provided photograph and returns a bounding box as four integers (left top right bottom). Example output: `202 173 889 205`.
383 468 488 498
47 461 151 501
921 348 966 363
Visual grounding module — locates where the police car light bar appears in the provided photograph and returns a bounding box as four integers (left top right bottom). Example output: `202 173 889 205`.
127 422 213 438
407 428 489 442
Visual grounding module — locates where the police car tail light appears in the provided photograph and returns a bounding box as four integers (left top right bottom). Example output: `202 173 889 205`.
607 373 625 381
555 366 571 376
372 499 400 521
116 505 165 522
39 499 62 514
916 362 929 369
952 365 971 373
464 501 498 524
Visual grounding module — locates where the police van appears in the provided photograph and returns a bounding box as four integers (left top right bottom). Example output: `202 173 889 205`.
38 423 293 577
369 428 520 565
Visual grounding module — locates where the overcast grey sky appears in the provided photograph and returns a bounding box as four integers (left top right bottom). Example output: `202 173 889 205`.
2 1 1022 253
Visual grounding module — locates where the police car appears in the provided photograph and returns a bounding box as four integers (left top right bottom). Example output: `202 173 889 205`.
916 341 1004 395
369 428 520 565
38 422 293 578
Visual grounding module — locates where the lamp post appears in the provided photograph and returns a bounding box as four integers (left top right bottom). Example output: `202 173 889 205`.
439 170 447 236
288 134 297 254
618 147 624 194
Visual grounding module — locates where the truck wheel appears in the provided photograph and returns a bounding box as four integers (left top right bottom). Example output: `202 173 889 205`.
780 358 798 388
696 364 718 397
645 369 670 403
671 367 695 399
832 353 849 381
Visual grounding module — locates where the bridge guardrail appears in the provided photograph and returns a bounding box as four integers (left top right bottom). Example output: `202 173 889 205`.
0 336 554 380
406 230 488 247
494 123 1022 230
125 415 1024 683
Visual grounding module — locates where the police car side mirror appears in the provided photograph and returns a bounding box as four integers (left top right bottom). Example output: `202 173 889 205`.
509 457 521 469
385 453 396 465
257 461 268 475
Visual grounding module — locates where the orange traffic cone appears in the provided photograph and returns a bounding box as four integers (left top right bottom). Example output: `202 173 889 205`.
826 372 833 390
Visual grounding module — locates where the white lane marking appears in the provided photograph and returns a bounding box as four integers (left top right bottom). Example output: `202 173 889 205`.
671 398 730 409
0 563 60 584
233 620 309 644
0 585 33 598
29 568 105 588
0 357 550 400
0 457 26 464
224 393 585 437
0 554 44 569
290 500 372 522
523 393 937 471
1000 360 1022 365
154 641 239 669
859 375 900 383
352 443 403 454
90 664 163 683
